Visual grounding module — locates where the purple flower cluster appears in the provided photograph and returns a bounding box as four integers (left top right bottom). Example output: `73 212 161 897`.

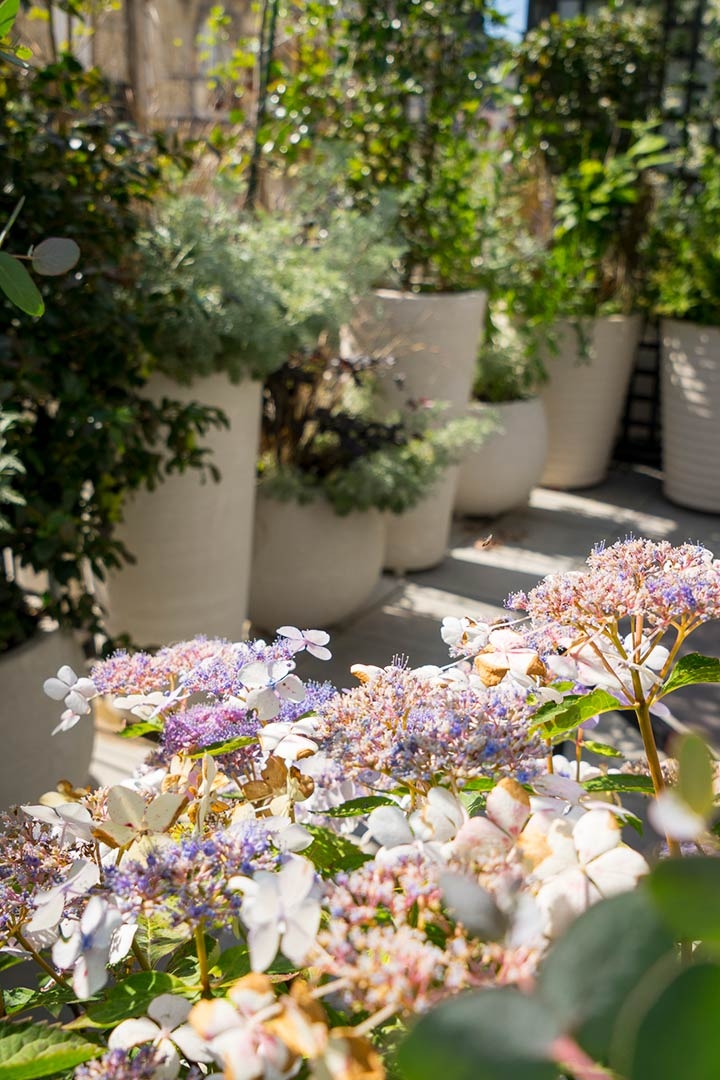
313 666 543 787
74 1045 168 1080
106 822 278 929
157 703 262 772
509 538 720 633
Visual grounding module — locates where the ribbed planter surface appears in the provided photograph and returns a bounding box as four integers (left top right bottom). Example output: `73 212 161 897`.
455 398 548 518
249 495 385 631
541 315 642 490
105 373 262 647
349 289 487 572
661 319 720 512
0 630 96 808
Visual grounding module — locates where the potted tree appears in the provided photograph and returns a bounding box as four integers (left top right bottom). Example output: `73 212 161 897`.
455 316 547 518
507 7 665 490
103 194 292 648
251 346 486 629
647 150 720 513
0 57 220 804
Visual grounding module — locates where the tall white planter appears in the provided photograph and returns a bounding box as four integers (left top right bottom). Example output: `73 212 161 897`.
661 319 720 512
249 495 385 631
349 289 488 572
105 373 262 646
0 630 96 808
540 315 642 490
455 399 548 518
349 288 488 410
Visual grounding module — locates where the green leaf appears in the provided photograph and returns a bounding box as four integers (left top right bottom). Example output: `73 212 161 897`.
582 740 624 758
678 734 715 818
660 653 720 697
530 690 623 739
119 720 162 739
397 988 560 1080
625 133 667 159
31 238 80 276
583 774 655 795
0 0 19 38
81 971 190 1028
627 964 720 1080
537 889 675 1063
213 944 252 983
188 734 257 758
0 1019 99 1079
460 777 496 792
647 857 720 946
0 252 44 316
321 795 398 817
302 825 372 876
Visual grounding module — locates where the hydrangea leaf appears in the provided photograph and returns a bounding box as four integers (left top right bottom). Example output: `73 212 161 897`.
625 964 720 1080
0 0 19 39
321 795 398 817
0 1019 99 1078
647 857 720 946
536 889 674 1063
677 733 715 818
398 988 560 1080
529 689 623 738
582 739 624 758
302 825 372 876
660 653 720 697
80 972 189 1028
582 774 655 795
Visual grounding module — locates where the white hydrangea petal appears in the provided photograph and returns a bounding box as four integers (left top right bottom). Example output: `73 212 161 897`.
172 1022 215 1063
109 1016 161 1050
248 922 280 972
486 778 531 837
245 687 280 722
648 790 707 842
281 903 321 966
277 855 316 905
367 805 414 848
586 846 649 898
52 709 80 735
73 947 109 998
147 992 192 1031
43 677 72 701
64 690 92 716
537 867 597 938
276 674 305 703
573 810 621 865
107 786 147 830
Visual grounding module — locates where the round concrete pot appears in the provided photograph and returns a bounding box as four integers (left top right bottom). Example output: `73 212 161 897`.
661 319 720 512
249 495 385 632
105 373 262 647
540 315 642 490
349 288 488 411
0 629 96 809
455 398 548 518
349 289 488 572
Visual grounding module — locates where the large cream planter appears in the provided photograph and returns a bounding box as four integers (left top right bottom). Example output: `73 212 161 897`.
0 630 96 809
455 399 548 517
249 495 385 632
349 289 488 572
540 315 642 490
105 373 262 647
661 319 720 512
349 288 488 411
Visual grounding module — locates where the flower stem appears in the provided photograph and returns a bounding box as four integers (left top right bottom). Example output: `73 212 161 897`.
14 929 73 992
195 923 212 998
630 677 681 859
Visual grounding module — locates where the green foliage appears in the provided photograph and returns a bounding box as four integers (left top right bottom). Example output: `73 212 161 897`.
646 151 720 325
0 59 223 650
472 316 544 402
529 688 623 740
301 824 373 876
0 1018 100 1078
659 651 720 696
399 869 720 1080
513 7 664 175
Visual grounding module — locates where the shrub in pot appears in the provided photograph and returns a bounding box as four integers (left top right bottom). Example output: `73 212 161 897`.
455 317 547 518
502 135 668 489
0 58 221 803
251 346 488 628
647 150 720 513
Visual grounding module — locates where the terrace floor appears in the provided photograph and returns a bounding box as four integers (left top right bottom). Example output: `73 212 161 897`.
93 461 720 785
